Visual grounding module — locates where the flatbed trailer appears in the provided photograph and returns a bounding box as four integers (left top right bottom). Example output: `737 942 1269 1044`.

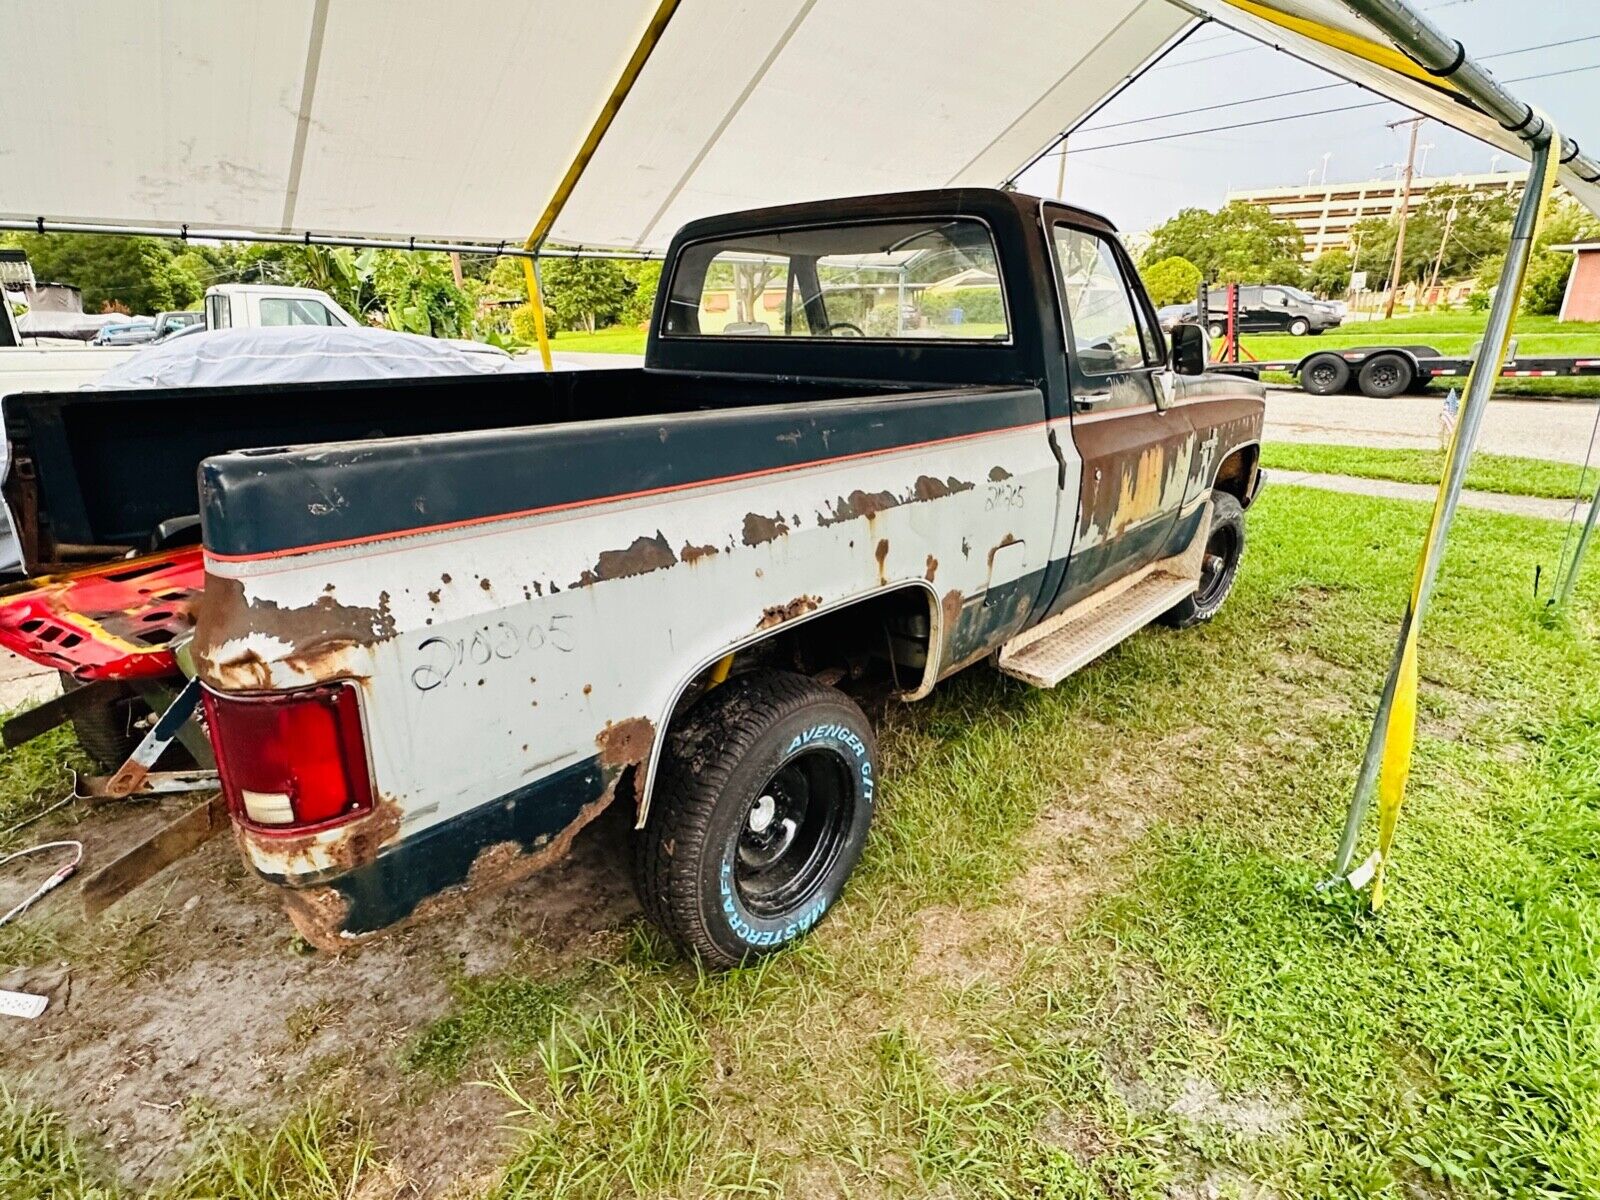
1237 341 1600 398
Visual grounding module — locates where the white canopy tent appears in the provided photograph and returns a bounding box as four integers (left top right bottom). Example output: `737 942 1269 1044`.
1 0 1595 254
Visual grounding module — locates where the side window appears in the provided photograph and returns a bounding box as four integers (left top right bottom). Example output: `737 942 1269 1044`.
1262 289 1286 307
1053 227 1152 376
259 297 335 326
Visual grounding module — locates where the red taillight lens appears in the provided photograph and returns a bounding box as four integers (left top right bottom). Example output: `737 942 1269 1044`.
203 683 374 832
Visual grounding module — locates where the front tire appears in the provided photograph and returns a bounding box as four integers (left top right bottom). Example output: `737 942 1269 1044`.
1160 492 1245 629
635 671 877 967
1301 353 1350 397
1288 317 1310 336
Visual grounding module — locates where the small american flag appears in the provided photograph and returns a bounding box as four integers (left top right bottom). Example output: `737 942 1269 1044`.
1439 387 1459 449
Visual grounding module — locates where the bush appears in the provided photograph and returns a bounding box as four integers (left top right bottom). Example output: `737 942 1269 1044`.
1141 256 1202 307
928 286 1003 325
1521 251 1573 317
509 302 557 343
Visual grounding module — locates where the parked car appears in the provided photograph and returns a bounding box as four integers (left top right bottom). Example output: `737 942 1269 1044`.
151 310 205 340
1201 284 1341 337
1 189 1265 965
91 318 157 346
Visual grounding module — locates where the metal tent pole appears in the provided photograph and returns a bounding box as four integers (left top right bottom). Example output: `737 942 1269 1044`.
1328 128 1554 881
1555 486 1600 611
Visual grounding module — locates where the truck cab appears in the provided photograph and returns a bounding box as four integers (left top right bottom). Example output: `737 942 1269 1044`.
202 284 359 331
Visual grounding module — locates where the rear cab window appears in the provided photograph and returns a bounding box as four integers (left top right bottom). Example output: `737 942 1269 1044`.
662 218 1010 343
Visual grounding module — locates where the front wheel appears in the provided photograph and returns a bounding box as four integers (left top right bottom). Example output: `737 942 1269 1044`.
635 671 876 967
1288 317 1311 336
1160 492 1245 629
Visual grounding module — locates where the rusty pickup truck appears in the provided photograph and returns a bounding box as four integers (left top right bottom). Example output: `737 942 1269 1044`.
1 190 1262 964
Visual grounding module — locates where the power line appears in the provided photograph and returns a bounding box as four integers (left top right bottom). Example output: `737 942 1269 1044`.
1085 34 1600 135
1068 63 1600 154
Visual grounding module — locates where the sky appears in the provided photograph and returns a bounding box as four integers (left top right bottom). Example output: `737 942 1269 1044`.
1011 0 1599 237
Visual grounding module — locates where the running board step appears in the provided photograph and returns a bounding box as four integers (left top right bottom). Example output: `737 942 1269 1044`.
997 571 1196 688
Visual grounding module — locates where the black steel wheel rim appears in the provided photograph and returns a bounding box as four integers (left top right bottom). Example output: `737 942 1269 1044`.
735 748 854 917
1196 523 1239 608
1309 362 1338 388
1370 361 1400 390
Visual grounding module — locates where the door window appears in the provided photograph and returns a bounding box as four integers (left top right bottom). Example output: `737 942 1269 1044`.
1261 289 1287 307
1052 227 1152 376
259 297 336 326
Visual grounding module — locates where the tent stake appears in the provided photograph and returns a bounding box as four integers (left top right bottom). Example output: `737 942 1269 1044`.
1326 125 1555 888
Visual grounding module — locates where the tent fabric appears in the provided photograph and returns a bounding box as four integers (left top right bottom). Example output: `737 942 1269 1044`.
0 1 1593 253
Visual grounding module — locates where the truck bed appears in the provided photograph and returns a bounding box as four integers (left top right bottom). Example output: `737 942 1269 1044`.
2 366 935 573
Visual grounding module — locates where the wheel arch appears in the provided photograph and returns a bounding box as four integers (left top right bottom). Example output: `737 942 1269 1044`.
1211 439 1262 509
634 580 943 828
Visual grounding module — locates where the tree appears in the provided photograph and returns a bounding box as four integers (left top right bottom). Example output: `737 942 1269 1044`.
1 232 207 312
1141 202 1306 285
619 260 662 326
1348 186 1515 291
540 257 630 332
1306 248 1352 298
1140 256 1202 307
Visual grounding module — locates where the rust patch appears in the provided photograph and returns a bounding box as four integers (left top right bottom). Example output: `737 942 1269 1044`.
758 594 821 629
597 716 656 768
819 488 900 527
281 885 358 954
987 533 1021 568
680 542 719 564
427 588 440 604
875 538 890 584
250 798 404 879
941 589 964 642
925 555 939 582
194 572 395 687
988 465 1013 482
441 572 452 584
574 531 678 589
742 512 790 547
912 475 975 501
479 577 493 591
961 537 972 559
583 683 593 696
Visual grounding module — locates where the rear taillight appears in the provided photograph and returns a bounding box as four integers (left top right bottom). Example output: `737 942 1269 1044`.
203 682 375 832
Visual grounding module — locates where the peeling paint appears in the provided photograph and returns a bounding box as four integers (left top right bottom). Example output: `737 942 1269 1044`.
574 531 678 588
758 594 821 629
680 542 719 564
924 554 938 582
818 488 900 527
988 465 1013 481
912 474 975 501
597 715 655 768
195 573 393 688
742 512 790 546
875 538 890 584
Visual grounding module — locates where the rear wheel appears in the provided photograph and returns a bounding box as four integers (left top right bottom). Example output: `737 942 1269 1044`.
634 671 876 967
1357 353 1412 398
1301 353 1350 397
1160 493 1245 629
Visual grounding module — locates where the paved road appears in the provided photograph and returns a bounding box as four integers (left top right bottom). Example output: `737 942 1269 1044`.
1264 388 1600 464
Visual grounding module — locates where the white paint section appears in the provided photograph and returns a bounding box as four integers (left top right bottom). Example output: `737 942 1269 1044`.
204 420 1068 843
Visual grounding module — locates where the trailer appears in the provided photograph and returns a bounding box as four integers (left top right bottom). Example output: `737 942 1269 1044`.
1247 341 1600 398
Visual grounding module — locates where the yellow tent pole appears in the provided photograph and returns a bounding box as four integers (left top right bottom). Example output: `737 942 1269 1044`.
518 257 554 372
515 0 680 373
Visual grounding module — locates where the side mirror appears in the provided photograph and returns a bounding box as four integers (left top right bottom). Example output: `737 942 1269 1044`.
1169 321 1207 376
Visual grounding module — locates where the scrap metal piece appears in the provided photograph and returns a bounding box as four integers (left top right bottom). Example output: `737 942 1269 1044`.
74 769 219 804
81 793 227 918
104 678 202 799
1 678 138 750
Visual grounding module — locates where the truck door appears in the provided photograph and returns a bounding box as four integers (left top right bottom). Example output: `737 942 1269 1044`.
1047 223 1193 612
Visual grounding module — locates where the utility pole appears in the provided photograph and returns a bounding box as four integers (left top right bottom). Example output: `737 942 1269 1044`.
1425 198 1458 303
1383 116 1424 320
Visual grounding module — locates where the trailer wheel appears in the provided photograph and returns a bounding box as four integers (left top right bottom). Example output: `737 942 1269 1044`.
57 672 144 770
1301 353 1350 396
1160 493 1245 629
634 671 876 968
1357 353 1412 398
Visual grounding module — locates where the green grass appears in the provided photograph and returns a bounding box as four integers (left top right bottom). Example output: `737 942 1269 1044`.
6 485 1600 1197
1259 441 1596 500
0 716 84 842
546 326 648 354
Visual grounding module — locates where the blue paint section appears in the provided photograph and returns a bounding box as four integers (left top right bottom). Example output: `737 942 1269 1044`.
284 754 610 936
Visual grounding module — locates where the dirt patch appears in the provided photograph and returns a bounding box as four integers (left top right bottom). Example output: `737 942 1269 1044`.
1166 1075 1300 1137
0 802 641 1192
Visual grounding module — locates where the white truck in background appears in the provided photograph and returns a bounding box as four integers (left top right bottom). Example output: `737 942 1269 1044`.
1 283 360 397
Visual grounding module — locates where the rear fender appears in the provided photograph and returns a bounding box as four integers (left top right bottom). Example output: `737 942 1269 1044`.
634 580 941 828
